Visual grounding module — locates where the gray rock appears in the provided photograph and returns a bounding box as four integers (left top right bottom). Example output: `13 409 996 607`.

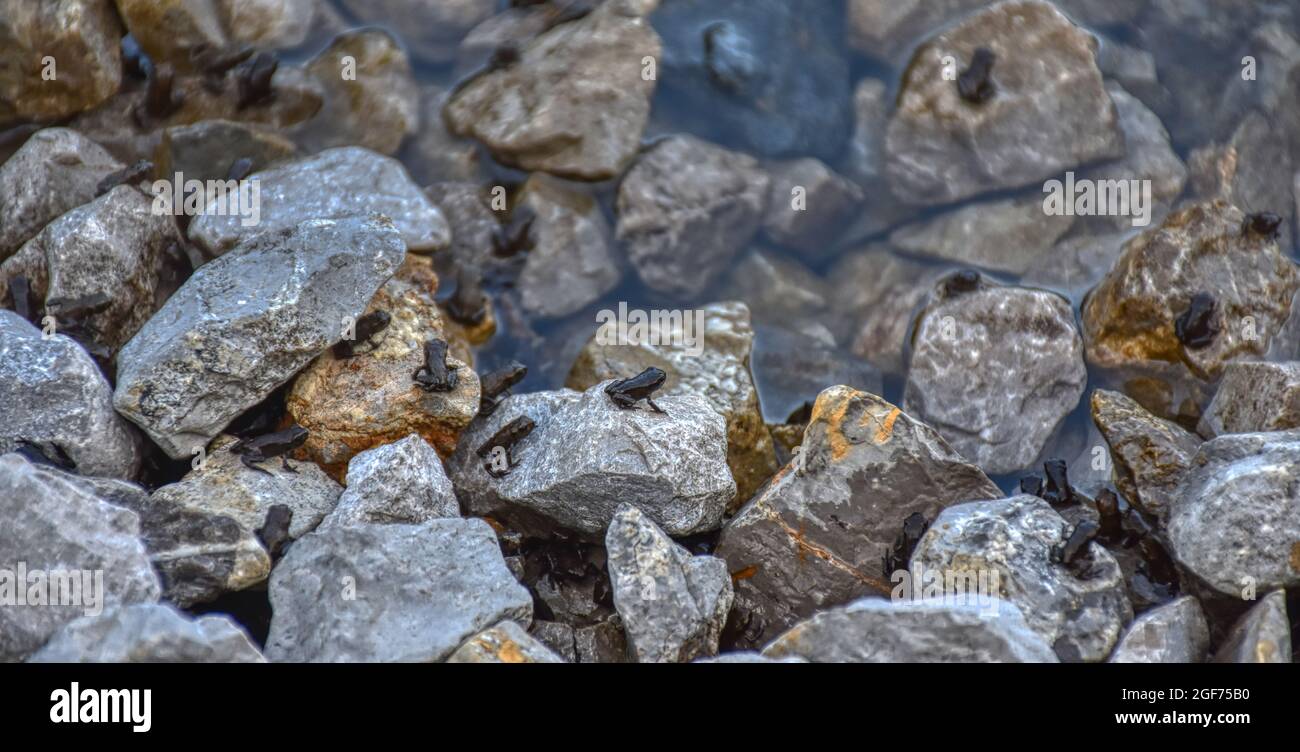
216 0 317 50
574 619 629 663
0 128 123 262
1096 40 1170 116
910 494 1134 662
156 120 298 185
1108 596 1209 663
884 0 1124 206
1165 430 1300 598
515 175 620 319
748 324 883 422
530 620 577 663
695 652 807 664
762 597 1059 663
115 0 227 72
1200 362 1300 437
717 248 829 329
424 182 497 264
400 85 482 184
1188 111 1295 246
0 453 160 662
762 159 863 258
847 0 988 62
715 386 1002 647
829 246 944 374
0 311 139 478
188 147 447 257
617 135 769 298
445 1 660 180
339 0 494 64
889 194 1075 275
115 215 405 459
904 278 1087 475
449 384 734 538
606 504 733 663
266 519 532 662
1022 231 1128 299
447 620 566 663
0 0 122 121
0 185 180 354
1091 389 1200 523
320 434 459 529
28 604 264 663
1213 590 1291 664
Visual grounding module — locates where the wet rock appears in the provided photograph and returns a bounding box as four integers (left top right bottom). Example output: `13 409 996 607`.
188 146 448 257
116 0 228 73
515 175 620 319
606 504 733 663
567 301 779 507
423 182 497 265
696 652 806 664
155 119 297 185
1213 590 1291 664
449 384 734 538
0 0 123 121
1096 40 1171 116
319 434 459 529
297 29 419 156
715 386 1002 647
749 324 883 422
762 597 1059 663
911 494 1133 662
115 214 405 459
1022 231 1127 299
1187 111 1295 245
847 0 987 62
0 128 123 262
287 257 479 479
0 453 160 661
28 603 264 663
761 159 863 258
574 619 629 663
616 135 768 298
828 247 941 374
339 0 493 64
0 185 180 354
717 248 829 328
885 0 1124 206
265 519 532 662
1091 389 1199 523
904 278 1087 475
1165 430 1300 598
1108 595 1209 663
1081 200 1300 384
530 620 577 663
447 619 565 664
400 85 481 185
890 194 1075 275
0 311 139 477
1200 362 1300 437
651 0 852 161
217 0 316 50
846 78 889 187
445 1 660 180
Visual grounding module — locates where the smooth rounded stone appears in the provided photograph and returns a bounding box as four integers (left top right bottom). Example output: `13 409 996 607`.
115 215 405 460
1091 390 1199 523
116 0 228 73
188 147 448 257
651 0 852 161
695 652 806 664
717 248 829 328
1200 362 1300 437
889 194 1076 275
0 311 139 477
399 85 482 185
911 494 1133 662
0 0 122 121
216 0 317 49
1165 430 1300 598
265 519 533 662
714 386 1002 648
445 1 660 181
1108 596 1209 663
1213 590 1291 664
617 135 769 298
0 186 180 354
339 0 494 64
28 603 264 663
155 120 298 185
606 505 733 663
1022 231 1128 299
566 300 779 507
0 453 160 662
1081 200 1300 384
453 3 552 71
884 0 1124 207
1187 112 1295 245
828 247 943 374
749 324 883 423
761 159 863 258
0 128 123 263
287 257 479 480
903 278 1087 475
847 0 988 62
319 434 459 530
515 175 620 320
762 597 1059 663
449 385 734 539
447 620 566 664
296 29 419 156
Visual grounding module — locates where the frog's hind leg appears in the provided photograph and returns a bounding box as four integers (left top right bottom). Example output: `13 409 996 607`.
241 455 274 476
645 397 666 414
281 456 298 474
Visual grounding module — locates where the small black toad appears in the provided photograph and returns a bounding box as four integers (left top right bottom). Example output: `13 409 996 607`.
1051 519 1100 575
333 310 391 359
231 425 308 476
445 265 489 326
236 52 278 110
1041 458 1073 506
256 504 294 559
96 159 154 197
413 338 458 392
605 367 667 414
881 511 930 578
944 268 981 295
1242 212 1282 241
1174 292 1218 349
226 157 254 182
957 48 997 104
136 62 181 124
476 415 536 478
479 361 528 415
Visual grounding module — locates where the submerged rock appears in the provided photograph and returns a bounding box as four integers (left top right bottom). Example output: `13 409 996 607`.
338 0 494 64
115 0 227 73
0 0 123 121
155 119 298 185
889 194 1075 275
761 158 863 258
28 604 264 663
1091 389 1199 523
514 175 620 320
1213 590 1291 664
829 247 943 374
1108 596 1209 663
297 29 419 156
1199 361 1300 437
319 434 460 529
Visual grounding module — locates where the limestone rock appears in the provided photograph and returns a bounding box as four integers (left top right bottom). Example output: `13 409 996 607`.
319 434 460 529
1200 361 1300 437
28 604 264 663
1108 596 1209 663
447 620 565 664
1091 389 1200 522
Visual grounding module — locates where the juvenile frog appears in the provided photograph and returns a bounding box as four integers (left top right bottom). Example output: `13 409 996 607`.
231 425 308 475
412 338 458 392
605 367 667 414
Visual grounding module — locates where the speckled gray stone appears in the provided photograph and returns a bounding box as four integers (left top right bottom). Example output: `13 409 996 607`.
447 620 565 664
28 604 264 663
1108 596 1210 663
1213 590 1291 664
515 175 620 319
320 434 459 529
1199 362 1300 437
889 194 1075 275
762 158 863 258
1091 389 1200 523
0 1 123 121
